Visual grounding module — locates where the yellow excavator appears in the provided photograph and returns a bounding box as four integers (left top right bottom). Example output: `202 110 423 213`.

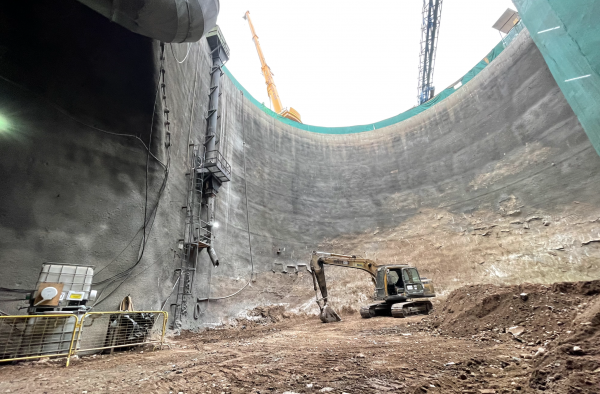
310 252 436 323
243 11 302 123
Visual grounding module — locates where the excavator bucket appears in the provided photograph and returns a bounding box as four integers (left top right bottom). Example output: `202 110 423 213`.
319 304 342 323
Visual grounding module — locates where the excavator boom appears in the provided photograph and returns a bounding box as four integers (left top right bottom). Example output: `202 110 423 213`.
310 252 382 323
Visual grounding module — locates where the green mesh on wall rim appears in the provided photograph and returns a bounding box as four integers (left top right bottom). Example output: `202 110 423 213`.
223 40 506 135
513 0 600 156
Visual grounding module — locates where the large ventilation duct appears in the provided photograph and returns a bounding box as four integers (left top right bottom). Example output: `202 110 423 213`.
78 0 220 42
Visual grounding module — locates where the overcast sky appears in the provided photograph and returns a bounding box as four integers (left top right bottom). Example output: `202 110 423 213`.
216 0 516 127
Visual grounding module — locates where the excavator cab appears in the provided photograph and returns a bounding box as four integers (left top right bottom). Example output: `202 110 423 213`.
400 267 425 298
385 269 402 295
379 267 425 301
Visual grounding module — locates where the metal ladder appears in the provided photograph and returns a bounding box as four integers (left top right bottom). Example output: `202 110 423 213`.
171 143 210 329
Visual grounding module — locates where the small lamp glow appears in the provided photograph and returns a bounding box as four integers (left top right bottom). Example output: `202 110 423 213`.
0 114 10 133
212 222 219 228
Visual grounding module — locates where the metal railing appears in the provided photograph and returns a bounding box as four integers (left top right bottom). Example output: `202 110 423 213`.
0 314 79 364
183 214 213 247
198 150 232 181
75 311 167 358
502 19 524 48
0 311 167 367
189 218 213 247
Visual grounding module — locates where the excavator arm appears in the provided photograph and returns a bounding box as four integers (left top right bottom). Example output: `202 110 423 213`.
310 252 381 323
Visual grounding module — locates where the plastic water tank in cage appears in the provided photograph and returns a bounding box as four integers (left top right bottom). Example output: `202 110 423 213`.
30 264 96 314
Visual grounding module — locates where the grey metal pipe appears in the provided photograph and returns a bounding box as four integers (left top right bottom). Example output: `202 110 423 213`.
207 246 219 267
203 43 225 266
78 0 220 43
206 55 222 152
204 50 222 241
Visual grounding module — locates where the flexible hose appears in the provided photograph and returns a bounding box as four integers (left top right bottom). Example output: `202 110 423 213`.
170 43 191 64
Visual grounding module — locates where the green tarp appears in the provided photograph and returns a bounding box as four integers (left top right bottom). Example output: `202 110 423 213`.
223 41 507 135
513 0 600 156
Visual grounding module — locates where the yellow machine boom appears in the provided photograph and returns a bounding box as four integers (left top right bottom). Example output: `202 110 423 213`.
243 11 302 123
310 252 436 323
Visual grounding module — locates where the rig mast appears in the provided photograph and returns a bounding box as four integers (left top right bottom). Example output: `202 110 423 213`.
417 0 443 105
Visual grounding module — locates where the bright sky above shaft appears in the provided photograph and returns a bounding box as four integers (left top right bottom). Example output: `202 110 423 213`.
216 0 516 127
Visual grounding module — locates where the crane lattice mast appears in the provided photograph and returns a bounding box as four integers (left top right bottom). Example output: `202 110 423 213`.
417 0 443 105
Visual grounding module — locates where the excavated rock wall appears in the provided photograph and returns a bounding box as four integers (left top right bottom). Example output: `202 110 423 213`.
0 1 598 329
0 2 205 321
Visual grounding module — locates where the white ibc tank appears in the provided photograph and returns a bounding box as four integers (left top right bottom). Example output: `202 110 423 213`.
34 264 94 304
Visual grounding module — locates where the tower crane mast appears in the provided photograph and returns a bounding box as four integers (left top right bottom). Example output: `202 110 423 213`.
417 0 443 105
243 11 302 123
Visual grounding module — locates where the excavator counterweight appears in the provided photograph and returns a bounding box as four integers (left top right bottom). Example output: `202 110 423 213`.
309 251 435 323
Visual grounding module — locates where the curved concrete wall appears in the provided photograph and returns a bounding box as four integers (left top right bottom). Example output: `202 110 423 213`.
206 29 600 322
1 1 599 328
0 1 202 319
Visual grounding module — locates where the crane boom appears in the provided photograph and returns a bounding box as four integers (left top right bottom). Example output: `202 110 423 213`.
243 11 302 123
417 0 443 104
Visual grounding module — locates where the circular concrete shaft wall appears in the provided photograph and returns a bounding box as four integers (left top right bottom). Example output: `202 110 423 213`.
0 2 598 328
203 30 600 322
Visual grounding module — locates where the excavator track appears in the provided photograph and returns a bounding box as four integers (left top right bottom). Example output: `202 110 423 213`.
390 300 433 318
360 305 376 319
360 302 392 319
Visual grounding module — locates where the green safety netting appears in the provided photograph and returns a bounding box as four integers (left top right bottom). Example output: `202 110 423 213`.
513 0 600 156
223 40 507 135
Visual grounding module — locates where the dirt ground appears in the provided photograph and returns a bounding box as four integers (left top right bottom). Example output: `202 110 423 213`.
0 281 598 394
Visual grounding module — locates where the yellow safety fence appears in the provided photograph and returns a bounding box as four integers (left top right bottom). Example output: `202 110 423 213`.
0 311 167 367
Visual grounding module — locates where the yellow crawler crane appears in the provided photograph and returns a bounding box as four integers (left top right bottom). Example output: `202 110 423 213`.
243 11 302 123
310 252 436 323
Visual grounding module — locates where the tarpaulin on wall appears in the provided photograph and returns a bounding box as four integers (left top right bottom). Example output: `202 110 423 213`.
223 40 507 135
513 0 600 156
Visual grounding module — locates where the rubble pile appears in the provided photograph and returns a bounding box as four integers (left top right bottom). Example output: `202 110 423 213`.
529 291 600 392
423 280 600 393
224 305 294 330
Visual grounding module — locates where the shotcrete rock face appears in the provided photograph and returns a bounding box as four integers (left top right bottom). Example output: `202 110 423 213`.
197 29 600 322
0 1 599 327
